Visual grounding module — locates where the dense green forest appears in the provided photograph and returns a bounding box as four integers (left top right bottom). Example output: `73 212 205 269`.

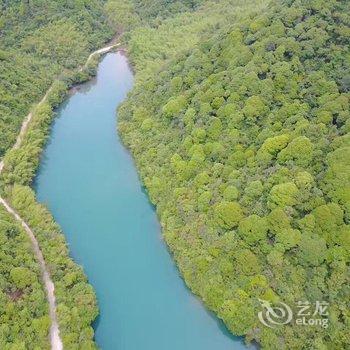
0 0 112 157
0 205 50 349
1 0 349 349
0 0 217 348
118 0 350 348
0 0 112 348
1 84 101 348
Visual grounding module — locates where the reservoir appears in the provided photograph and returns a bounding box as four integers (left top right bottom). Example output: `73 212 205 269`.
35 52 246 350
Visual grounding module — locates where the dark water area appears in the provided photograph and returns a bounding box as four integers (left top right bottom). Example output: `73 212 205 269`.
35 52 247 350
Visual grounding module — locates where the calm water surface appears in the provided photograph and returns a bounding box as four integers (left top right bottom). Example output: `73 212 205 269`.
35 52 246 350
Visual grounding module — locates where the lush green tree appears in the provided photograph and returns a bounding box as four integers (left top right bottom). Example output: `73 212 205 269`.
238 214 268 245
219 291 256 335
278 136 314 167
214 201 244 229
10 267 36 289
0 0 112 157
269 182 299 207
105 0 140 32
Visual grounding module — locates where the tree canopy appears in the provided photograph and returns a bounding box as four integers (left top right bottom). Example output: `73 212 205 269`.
1 0 349 348
118 0 350 348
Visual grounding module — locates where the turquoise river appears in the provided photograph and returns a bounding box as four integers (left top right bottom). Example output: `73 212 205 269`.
35 52 247 350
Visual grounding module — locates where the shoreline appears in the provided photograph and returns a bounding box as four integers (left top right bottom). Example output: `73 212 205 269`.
0 40 120 350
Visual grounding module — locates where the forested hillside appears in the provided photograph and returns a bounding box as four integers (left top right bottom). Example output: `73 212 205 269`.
0 0 218 348
0 205 50 349
118 0 350 348
0 0 219 347
0 0 112 157
0 1 112 348
1 0 349 349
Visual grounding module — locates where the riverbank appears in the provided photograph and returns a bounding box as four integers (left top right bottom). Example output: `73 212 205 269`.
0 42 120 349
35 51 246 350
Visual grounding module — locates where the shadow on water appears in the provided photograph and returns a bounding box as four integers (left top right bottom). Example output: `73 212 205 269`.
71 75 98 95
93 313 101 332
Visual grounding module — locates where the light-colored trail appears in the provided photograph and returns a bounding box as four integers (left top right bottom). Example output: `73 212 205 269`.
86 44 119 65
0 196 63 350
0 42 120 350
0 42 120 174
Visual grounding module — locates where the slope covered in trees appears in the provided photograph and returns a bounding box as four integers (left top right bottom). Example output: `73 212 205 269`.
126 0 266 78
0 0 218 347
0 205 50 349
1 0 222 347
118 0 350 348
0 1 113 348
105 0 206 32
0 51 105 350
1 0 349 348
0 0 112 157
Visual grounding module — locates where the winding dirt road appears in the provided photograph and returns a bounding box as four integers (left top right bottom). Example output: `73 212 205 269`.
0 197 63 350
0 42 120 350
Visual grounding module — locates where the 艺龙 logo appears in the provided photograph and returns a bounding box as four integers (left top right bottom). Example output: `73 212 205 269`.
258 299 293 328
258 299 329 328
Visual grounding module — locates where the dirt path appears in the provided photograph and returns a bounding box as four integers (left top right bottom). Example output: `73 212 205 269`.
0 197 63 350
0 43 120 174
86 44 120 66
0 42 120 350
